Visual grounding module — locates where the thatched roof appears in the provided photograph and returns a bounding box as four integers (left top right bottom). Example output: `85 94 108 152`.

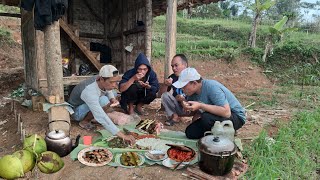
153 0 221 16
1 0 221 16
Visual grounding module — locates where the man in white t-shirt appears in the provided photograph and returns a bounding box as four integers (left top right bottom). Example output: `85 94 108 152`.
69 65 135 144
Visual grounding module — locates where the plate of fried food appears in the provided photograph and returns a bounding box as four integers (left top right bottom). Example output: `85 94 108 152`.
78 146 113 167
115 152 145 168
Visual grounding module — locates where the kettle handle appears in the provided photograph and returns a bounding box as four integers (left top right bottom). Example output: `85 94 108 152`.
221 120 234 128
47 120 71 135
72 134 81 150
204 131 212 136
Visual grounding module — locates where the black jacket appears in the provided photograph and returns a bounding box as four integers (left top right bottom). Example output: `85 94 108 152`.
21 0 68 30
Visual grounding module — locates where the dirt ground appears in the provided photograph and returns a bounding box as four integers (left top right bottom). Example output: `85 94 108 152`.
0 17 292 179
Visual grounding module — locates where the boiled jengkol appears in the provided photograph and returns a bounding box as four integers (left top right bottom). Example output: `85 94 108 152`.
120 152 141 166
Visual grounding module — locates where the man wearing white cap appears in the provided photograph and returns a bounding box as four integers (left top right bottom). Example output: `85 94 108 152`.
68 65 135 144
173 68 246 139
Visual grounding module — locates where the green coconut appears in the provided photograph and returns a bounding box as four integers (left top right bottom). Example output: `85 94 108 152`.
0 155 24 179
23 134 47 156
37 151 64 174
13 150 36 173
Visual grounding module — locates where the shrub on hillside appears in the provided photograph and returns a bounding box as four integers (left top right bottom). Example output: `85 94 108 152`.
263 41 320 86
0 28 13 45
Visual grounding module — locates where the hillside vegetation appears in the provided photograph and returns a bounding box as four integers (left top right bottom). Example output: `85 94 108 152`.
152 16 320 86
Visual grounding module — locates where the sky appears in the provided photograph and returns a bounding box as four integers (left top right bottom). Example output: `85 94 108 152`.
301 0 320 22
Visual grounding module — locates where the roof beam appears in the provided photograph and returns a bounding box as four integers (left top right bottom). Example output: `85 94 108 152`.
0 12 21 18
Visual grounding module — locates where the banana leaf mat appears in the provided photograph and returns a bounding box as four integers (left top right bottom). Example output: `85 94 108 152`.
70 123 199 167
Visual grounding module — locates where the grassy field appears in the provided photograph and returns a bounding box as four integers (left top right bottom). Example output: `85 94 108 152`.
152 16 320 86
243 109 320 179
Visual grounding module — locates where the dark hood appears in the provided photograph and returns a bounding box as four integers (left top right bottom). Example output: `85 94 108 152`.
119 52 159 96
134 53 151 72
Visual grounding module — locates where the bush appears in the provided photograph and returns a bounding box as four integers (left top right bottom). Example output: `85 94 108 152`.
0 28 12 45
263 41 320 86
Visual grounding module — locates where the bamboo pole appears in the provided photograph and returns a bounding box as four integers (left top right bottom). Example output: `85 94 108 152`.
121 0 127 72
17 113 21 133
145 0 152 61
164 0 177 80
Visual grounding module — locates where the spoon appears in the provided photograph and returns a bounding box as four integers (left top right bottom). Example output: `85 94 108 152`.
166 144 192 152
145 152 165 160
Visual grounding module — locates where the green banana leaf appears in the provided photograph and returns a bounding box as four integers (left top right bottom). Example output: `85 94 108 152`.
70 123 200 167
274 16 288 31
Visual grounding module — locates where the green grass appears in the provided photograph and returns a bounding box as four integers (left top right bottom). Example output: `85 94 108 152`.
0 27 13 45
151 16 320 86
0 5 20 13
243 109 320 179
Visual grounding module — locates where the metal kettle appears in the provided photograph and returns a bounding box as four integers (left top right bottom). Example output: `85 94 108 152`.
45 130 79 157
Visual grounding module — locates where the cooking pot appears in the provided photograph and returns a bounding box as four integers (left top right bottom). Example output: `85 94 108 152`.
198 135 236 176
45 130 80 157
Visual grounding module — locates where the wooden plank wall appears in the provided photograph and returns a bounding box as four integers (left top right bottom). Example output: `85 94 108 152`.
124 0 146 70
67 0 148 73
108 0 147 72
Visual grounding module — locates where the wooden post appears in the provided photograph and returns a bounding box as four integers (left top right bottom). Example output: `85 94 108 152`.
36 30 48 96
44 21 64 102
121 0 127 72
103 0 107 45
145 0 152 61
164 0 177 80
44 20 70 133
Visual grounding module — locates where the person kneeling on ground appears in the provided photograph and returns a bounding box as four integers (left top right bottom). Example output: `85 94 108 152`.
172 68 246 139
161 54 189 126
68 65 135 144
119 53 159 115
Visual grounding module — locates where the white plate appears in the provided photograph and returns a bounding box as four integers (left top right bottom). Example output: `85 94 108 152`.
144 150 168 161
115 153 145 168
78 146 113 167
162 158 189 170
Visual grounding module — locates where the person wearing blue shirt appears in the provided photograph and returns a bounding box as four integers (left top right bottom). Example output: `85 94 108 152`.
173 68 246 139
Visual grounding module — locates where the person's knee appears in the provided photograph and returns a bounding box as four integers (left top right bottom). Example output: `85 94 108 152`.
185 126 200 139
161 92 170 101
72 104 90 121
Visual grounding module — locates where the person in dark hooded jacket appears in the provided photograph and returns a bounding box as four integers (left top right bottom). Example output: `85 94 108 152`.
119 53 159 115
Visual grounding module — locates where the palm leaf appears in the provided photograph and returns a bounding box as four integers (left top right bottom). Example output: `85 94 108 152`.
274 16 288 31
259 0 276 11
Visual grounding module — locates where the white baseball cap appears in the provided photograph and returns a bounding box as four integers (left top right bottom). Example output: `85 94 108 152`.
99 65 119 78
172 68 201 88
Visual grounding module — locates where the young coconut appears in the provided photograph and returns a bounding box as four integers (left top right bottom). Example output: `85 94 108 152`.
13 150 36 173
37 151 64 174
23 134 47 157
0 155 24 179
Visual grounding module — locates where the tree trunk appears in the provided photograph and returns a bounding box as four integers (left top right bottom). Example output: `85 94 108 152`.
248 13 260 48
262 35 272 62
187 7 192 18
